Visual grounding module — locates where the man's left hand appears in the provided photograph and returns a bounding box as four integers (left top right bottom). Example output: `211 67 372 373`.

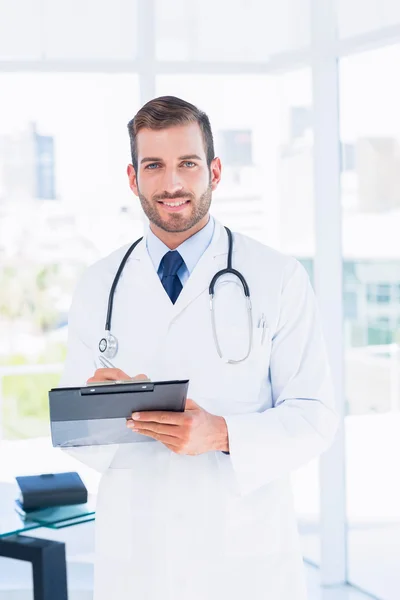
126 399 229 455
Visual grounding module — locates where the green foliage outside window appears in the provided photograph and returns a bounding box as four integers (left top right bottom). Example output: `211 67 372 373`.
0 343 66 440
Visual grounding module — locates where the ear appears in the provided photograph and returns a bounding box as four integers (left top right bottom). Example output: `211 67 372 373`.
210 157 222 192
127 164 139 196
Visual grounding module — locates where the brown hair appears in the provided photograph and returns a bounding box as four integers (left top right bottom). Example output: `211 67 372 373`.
127 96 215 172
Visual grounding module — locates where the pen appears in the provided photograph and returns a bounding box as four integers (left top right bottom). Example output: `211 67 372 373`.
98 355 117 369
261 321 267 345
258 314 268 345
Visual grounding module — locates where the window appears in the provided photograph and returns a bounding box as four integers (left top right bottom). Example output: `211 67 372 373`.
367 283 391 304
337 0 400 38
0 73 141 439
155 0 310 62
340 44 400 600
0 0 138 61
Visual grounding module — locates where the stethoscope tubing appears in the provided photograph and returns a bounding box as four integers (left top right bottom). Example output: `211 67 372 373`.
99 226 252 362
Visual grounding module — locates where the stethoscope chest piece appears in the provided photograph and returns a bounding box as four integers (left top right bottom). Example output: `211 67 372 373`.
98 330 118 359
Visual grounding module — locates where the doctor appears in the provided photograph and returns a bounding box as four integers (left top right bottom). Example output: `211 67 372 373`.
61 95 338 600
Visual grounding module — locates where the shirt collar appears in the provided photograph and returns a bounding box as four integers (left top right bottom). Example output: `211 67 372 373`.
146 215 215 275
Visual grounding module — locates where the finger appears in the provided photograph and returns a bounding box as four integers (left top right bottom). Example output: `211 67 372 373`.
164 443 185 454
87 368 130 383
184 398 200 410
86 369 148 384
87 374 121 383
132 373 150 381
96 368 130 378
133 428 181 447
127 420 181 438
131 410 185 425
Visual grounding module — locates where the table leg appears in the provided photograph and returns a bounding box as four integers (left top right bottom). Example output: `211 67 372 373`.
0 534 68 600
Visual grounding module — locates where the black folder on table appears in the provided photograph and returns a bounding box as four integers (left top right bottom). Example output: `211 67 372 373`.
49 379 189 448
15 472 88 512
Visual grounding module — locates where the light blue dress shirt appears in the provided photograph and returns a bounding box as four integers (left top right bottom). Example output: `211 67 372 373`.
146 215 229 455
146 215 215 285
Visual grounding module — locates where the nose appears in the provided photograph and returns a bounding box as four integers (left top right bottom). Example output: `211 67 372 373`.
160 167 184 196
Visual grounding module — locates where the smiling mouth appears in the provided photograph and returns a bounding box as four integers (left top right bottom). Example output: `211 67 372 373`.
157 199 190 208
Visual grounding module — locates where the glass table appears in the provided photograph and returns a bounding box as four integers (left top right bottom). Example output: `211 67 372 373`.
0 498 95 600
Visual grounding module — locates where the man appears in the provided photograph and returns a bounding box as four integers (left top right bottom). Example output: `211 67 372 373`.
61 96 338 600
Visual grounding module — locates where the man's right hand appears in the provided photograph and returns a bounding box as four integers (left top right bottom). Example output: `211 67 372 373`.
87 369 149 384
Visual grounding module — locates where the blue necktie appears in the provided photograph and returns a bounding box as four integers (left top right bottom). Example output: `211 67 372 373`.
160 249 229 454
161 251 184 304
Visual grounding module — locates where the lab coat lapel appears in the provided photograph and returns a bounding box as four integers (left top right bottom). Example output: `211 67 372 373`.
171 220 230 319
128 238 173 314
127 220 232 320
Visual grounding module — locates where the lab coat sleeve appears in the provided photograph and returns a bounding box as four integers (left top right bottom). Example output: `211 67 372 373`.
58 275 119 474
222 259 339 496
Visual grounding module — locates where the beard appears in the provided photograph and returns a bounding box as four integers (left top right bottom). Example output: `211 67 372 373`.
137 182 212 233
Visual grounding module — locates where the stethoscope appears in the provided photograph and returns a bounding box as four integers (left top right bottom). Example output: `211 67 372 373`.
98 226 253 364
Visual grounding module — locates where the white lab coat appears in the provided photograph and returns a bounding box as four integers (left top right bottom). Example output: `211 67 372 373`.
60 218 338 600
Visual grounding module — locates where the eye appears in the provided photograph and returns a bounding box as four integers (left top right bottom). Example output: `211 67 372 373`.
145 163 160 170
181 161 196 168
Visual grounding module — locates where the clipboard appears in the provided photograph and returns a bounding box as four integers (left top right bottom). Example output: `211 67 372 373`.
49 379 189 448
